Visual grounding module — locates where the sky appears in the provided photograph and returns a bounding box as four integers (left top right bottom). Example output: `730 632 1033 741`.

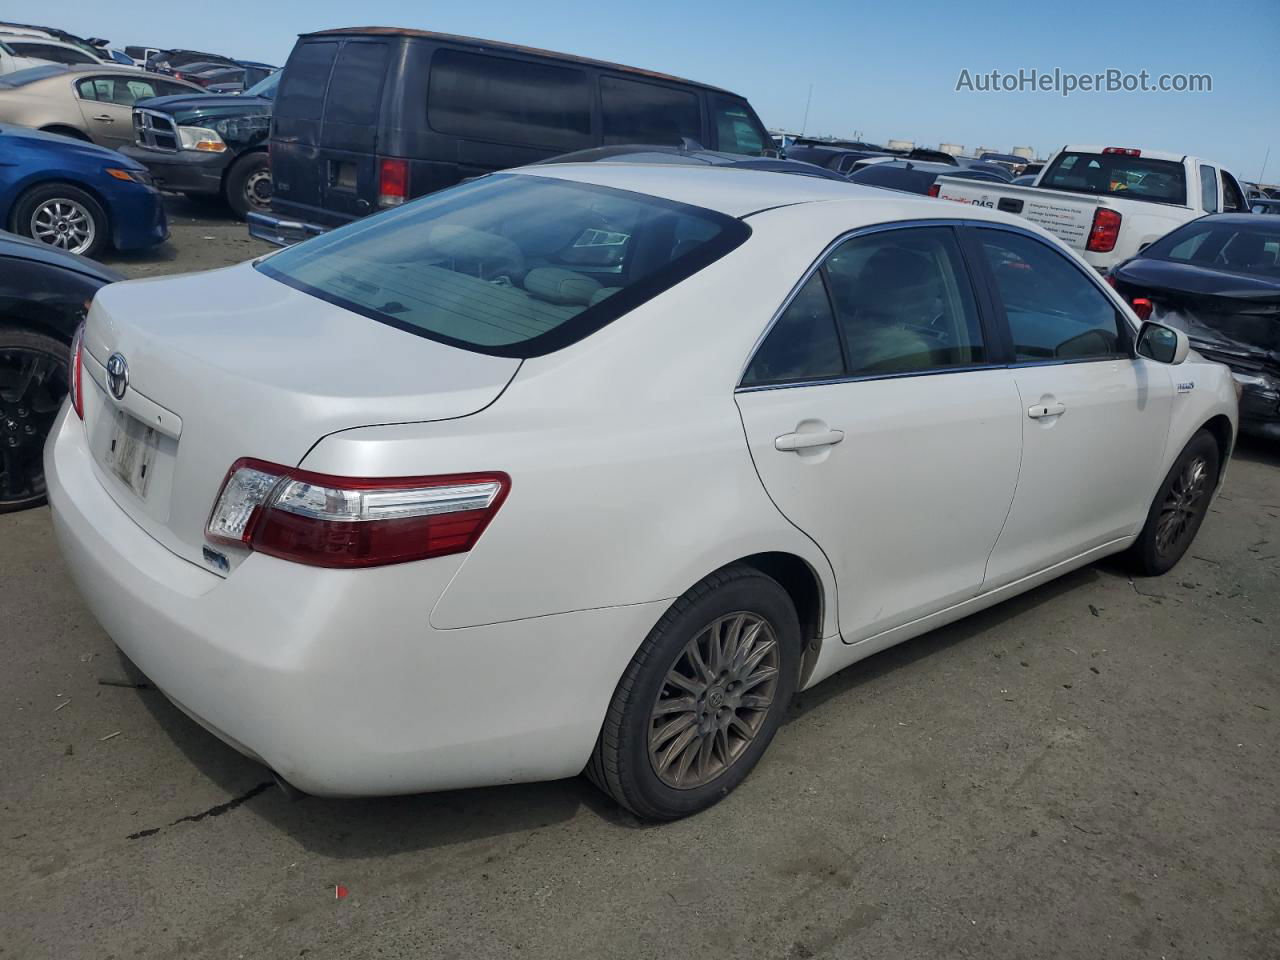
5 0 1276 180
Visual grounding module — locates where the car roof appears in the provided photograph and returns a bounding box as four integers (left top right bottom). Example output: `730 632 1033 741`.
302 26 739 95
513 162 1033 228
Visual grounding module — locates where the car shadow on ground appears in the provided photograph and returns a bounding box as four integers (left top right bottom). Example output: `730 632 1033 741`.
1233 435 1280 469
114 565 1105 856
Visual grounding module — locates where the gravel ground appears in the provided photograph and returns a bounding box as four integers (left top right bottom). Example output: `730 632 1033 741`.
2 197 1278 959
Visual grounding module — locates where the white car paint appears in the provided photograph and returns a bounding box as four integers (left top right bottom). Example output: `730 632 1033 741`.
46 166 1238 797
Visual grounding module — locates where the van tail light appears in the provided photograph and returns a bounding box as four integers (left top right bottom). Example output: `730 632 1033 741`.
1086 208 1122 252
206 458 509 568
69 322 85 420
927 183 941 198
377 157 409 207
1130 297 1153 322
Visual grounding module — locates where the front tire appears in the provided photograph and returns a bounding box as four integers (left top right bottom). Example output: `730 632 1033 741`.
11 184 108 258
0 327 69 513
588 565 801 820
224 152 271 220
1129 429 1220 576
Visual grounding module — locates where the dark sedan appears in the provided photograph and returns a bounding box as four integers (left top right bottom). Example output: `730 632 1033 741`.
0 230 121 510
847 159 1010 195
1109 214 1280 440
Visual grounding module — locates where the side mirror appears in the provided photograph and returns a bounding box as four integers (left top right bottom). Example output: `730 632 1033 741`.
1136 321 1190 365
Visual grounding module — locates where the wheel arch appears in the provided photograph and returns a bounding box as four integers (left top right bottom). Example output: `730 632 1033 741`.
1200 413 1234 484
726 551 827 688
37 124 92 142
220 147 268 188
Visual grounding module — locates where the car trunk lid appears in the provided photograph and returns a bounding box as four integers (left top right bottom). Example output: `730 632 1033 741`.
78 261 519 574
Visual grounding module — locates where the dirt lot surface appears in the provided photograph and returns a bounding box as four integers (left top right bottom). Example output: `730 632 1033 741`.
3 197 1278 959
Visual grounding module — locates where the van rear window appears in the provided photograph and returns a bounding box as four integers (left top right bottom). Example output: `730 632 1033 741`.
276 41 338 120
427 50 591 151
255 174 749 358
324 42 388 126
1039 152 1187 206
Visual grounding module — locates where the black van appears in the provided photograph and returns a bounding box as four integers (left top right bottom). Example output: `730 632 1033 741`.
249 27 773 244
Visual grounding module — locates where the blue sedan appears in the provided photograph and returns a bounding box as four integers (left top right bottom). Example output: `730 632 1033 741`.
0 124 167 258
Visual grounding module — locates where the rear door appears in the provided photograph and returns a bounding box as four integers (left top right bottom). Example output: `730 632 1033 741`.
74 74 164 150
973 225 1174 588
736 224 1023 643
317 39 389 220
271 40 339 216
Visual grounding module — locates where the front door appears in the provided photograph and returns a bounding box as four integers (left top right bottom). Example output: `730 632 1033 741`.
971 225 1175 588
736 225 1023 643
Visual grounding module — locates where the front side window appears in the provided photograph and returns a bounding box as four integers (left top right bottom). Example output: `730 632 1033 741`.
601 76 701 147
1040 152 1187 206
1222 171 1246 212
256 174 749 358
978 229 1125 362
711 96 768 156
1199 165 1219 212
428 49 591 151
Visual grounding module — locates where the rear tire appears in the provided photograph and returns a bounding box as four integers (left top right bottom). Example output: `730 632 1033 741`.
588 565 801 820
11 184 108 258
0 327 69 513
1128 430 1219 576
224 152 271 220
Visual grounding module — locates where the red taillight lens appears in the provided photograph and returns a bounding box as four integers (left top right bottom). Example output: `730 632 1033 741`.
927 183 941 198
1103 273 1118 288
68 322 85 419
206 458 509 568
377 157 409 207
1086 207 1122 253
1131 297 1154 322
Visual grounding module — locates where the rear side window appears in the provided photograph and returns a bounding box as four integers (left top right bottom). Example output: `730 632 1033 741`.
601 76 701 147
276 41 338 119
978 229 1124 362
711 96 768 156
1040 152 1187 206
428 49 591 151
256 174 749 358
322 42 387 125
1199 166 1219 212
11 42 95 64
743 273 844 385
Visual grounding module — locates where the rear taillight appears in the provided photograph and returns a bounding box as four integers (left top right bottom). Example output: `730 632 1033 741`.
1130 297 1153 321
206 458 509 568
377 157 409 208
1086 208 1122 253
69 322 85 419
927 183 941 198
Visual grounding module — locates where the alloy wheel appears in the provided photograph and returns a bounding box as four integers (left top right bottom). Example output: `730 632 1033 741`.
29 198 96 255
648 611 780 789
0 346 67 506
1155 454 1209 558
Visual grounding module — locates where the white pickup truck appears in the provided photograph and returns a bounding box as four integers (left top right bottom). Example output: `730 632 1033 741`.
934 145 1250 271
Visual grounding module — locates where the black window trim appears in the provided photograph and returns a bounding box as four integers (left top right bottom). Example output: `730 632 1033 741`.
255 173 752 359
736 219 1004 392
962 221 1138 368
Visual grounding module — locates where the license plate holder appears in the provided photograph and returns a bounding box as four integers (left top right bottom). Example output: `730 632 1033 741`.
105 408 159 499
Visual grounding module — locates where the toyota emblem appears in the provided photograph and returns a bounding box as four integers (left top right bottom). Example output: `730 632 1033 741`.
105 353 129 401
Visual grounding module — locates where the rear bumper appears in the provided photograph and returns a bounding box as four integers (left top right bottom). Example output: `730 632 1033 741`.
45 403 664 796
121 146 229 196
246 210 330 246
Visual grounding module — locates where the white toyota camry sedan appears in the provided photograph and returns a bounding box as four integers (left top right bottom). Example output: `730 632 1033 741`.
47 165 1238 819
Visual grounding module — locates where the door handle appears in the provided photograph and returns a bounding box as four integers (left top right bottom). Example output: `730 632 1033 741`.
775 429 845 452
92 114 115 122
1027 401 1066 419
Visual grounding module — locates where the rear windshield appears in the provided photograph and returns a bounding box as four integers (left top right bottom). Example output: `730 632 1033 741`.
1144 219 1280 279
848 164 934 194
1040 152 1187 206
256 174 750 358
